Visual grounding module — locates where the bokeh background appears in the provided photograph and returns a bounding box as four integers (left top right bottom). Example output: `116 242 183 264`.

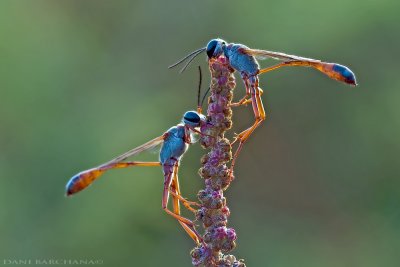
1 0 399 266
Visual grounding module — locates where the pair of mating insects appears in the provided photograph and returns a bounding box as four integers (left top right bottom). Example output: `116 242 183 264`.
66 38 357 244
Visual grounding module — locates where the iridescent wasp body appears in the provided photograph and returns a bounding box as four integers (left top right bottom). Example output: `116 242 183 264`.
170 38 357 173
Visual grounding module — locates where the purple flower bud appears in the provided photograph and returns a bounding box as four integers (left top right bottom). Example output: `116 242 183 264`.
208 156 220 167
218 76 228 86
209 103 222 114
191 246 211 266
221 206 230 216
213 226 227 240
216 95 228 107
226 228 237 241
214 113 226 124
212 213 228 225
221 240 236 253
212 190 222 200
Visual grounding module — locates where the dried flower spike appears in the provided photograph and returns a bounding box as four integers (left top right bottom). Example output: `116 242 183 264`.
191 57 245 267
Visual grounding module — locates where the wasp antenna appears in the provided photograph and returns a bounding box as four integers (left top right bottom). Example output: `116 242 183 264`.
179 49 205 73
200 86 211 109
168 47 206 69
168 47 206 72
197 66 202 109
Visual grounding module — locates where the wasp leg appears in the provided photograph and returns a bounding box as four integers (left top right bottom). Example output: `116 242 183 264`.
230 95 251 107
169 189 200 213
170 166 203 244
231 88 263 107
230 74 251 107
258 60 314 75
258 60 356 85
231 73 264 108
163 162 202 245
104 161 161 169
230 76 266 175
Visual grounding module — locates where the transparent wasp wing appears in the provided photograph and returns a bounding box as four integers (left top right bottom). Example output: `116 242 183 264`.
240 48 321 62
241 47 357 85
101 135 165 167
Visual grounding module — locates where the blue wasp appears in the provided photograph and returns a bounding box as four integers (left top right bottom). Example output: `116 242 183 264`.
66 67 210 245
169 38 357 173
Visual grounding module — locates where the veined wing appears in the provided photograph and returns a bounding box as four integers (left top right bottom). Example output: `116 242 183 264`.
101 135 165 167
240 48 321 62
241 47 357 86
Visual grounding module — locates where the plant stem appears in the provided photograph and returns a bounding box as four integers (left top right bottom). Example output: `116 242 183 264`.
191 57 245 267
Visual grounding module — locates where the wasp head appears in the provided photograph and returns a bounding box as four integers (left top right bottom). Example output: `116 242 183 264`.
183 111 206 128
206 38 226 59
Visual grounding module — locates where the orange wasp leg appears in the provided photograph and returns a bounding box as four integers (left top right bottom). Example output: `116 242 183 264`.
230 76 266 174
103 161 161 170
169 189 200 213
258 60 315 75
258 60 354 85
230 86 251 107
230 88 263 107
110 162 199 214
170 165 203 244
163 162 203 244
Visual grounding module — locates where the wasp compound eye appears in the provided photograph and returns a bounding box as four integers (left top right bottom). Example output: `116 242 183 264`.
206 39 219 58
184 111 201 125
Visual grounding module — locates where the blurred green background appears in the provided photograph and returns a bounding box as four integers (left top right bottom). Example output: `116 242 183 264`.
1 0 399 266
